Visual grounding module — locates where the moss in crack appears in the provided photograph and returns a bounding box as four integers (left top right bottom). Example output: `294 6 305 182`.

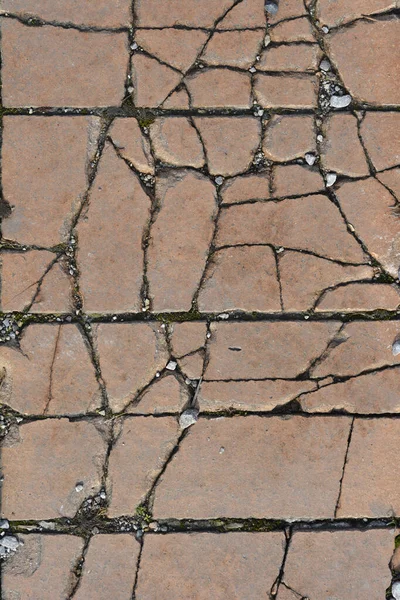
135 504 153 525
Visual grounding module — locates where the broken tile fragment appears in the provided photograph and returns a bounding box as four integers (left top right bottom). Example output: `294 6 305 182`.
360 112 400 171
336 177 400 277
131 54 181 107
154 416 349 518
2 116 92 247
283 530 394 599
195 117 261 176
135 29 208 72
279 252 373 311
272 165 324 197
338 419 400 517
96 323 168 412
74 535 140 600
259 44 321 72
135 0 234 27
2 535 84 600
300 368 400 414
205 322 339 379
270 17 315 43
109 118 154 174
221 174 270 204
128 375 189 414
186 69 252 108
2 419 106 520
317 0 396 27
178 352 204 380
136 533 284 599
149 118 205 168
255 74 318 108
162 87 190 109
108 417 180 516
263 115 315 161
0 324 101 415
202 31 264 69
322 114 369 177
199 380 316 412
78 144 150 313
216 196 366 263
1 20 128 106
1 251 71 313
316 283 400 312
311 321 400 378
377 168 400 200
267 0 307 22
0 0 132 27
326 21 400 105
217 0 266 29
198 246 281 312
147 170 217 311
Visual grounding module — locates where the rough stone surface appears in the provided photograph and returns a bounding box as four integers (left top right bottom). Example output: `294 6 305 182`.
202 30 264 69
263 115 315 161
205 322 339 379
270 17 315 42
96 323 168 412
322 114 369 177
129 375 189 414
0 324 101 415
2 535 84 600
170 322 207 357
316 283 400 312
131 54 181 108
135 0 235 27
377 168 400 199
336 177 400 277
259 44 321 72
198 246 281 312
135 29 208 73
317 0 396 27
283 529 394 599
221 174 270 204
255 74 318 108
136 533 285 599
1 20 128 106
272 164 324 197
147 171 217 311
186 69 252 109
149 118 205 168
1 419 106 520
338 419 400 516
74 535 140 600
326 21 400 105
217 0 266 29
109 118 154 174
108 417 180 516
154 416 349 519
216 196 366 263
360 112 400 171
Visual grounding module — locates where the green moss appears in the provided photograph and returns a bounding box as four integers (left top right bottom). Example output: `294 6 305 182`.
136 504 153 524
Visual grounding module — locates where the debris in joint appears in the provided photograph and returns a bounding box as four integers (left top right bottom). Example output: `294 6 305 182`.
330 95 352 109
325 172 337 187
0 534 22 558
392 338 400 356
392 580 400 600
305 153 317 166
265 0 279 15
179 408 199 430
166 361 177 371
320 59 331 72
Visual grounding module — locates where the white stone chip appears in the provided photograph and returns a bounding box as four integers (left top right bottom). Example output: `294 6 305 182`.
392 581 400 600
305 153 317 166
392 339 400 356
166 360 177 371
179 409 199 430
330 94 352 108
325 172 337 187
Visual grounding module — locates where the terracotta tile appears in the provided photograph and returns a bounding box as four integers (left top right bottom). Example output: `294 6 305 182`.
2 116 93 247
317 0 396 27
0 324 101 415
154 416 350 518
283 530 394 599
135 29 208 72
195 117 261 175
2 419 106 520
259 44 321 72
270 17 316 42
279 252 373 311
316 283 400 312
162 87 190 109
149 118 205 168
205 322 339 379
129 375 189 414
273 165 324 197
336 177 400 277
338 419 400 516
360 112 400 171
186 69 252 108
131 54 181 108
221 173 270 204
108 417 180 516
178 352 204 379
377 168 400 200
1 20 128 106
198 246 281 312
1 251 71 313
263 115 315 161
135 0 235 27
170 323 207 357
300 368 400 414
136 533 285 599
267 0 307 22
74 535 140 600
77 144 150 313
202 31 264 69
2 535 84 600
311 321 400 378
199 380 317 412
326 21 400 105
217 0 266 29
147 171 217 311
255 74 318 108
322 113 369 177
109 118 154 174
96 323 169 412
216 196 366 263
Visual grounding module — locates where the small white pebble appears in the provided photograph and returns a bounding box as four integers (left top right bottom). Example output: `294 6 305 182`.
166 360 177 371
330 94 352 109
127 86 134 94
179 409 199 430
320 58 331 71
393 340 400 356
130 42 138 50
305 153 317 166
317 134 324 142
156 372 160 378
264 35 271 47
249 66 256 73
215 176 224 186
206 332 211 339
218 313 230 320
75 483 84 493
325 172 337 187
392 581 400 600
322 25 329 33
219 447 225 454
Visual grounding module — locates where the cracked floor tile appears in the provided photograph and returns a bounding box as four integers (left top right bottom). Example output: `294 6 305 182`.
258 43 321 73
135 29 208 73
135 0 236 28
186 68 252 109
221 173 270 204
254 73 318 108
315 282 400 312
316 0 397 27
109 118 154 175
136 532 285 599
263 114 316 162
321 113 370 177
201 30 264 69
272 164 324 197
149 117 205 168
360 112 400 171
127 374 189 414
